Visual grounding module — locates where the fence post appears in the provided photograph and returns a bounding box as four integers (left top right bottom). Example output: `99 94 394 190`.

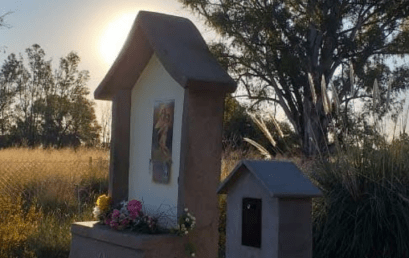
89 157 93 170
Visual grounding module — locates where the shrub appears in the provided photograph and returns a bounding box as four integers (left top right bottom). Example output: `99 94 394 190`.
311 133 409 258
0 197 39 258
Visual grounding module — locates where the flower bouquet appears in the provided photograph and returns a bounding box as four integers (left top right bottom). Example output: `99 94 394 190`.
92 195 197 256
93 195 161 233
93 195 195 236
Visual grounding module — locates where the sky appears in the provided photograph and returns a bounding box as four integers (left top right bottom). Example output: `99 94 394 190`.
1 0 216 120
1 1 408 135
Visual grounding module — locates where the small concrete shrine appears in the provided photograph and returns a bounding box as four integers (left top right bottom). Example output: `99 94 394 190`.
69 11 236 258
217 160 322 258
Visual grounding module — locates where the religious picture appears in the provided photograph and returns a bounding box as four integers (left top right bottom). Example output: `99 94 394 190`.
150 99 175 184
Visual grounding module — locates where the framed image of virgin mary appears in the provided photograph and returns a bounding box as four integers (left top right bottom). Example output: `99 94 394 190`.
150 99 174 184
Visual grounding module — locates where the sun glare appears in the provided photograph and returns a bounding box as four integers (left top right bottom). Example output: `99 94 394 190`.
99 13 137 66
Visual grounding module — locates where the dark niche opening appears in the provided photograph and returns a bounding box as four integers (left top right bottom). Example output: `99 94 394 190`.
242 198 262 248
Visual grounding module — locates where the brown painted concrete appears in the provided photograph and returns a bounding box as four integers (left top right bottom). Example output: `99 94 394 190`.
177 89 225 258
109 90 131 204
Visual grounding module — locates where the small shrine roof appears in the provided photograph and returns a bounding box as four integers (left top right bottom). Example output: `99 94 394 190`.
217 160 322 198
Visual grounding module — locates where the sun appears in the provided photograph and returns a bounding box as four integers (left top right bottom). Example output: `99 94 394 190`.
99 13 137 66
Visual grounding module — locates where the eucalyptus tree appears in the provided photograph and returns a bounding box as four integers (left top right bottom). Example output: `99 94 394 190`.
37 49 100 147
0 54 24 135
0 11 15 136
180 0 409 156
0 44 100 147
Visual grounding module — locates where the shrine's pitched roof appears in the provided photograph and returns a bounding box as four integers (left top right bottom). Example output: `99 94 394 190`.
94 11 237 100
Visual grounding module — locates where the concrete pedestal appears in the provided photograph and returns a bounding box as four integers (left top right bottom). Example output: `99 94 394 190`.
69 221 187 258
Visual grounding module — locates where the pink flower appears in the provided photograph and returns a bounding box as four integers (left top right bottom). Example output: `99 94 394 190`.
112 209 120 219
119 217 130 227
110 221 119 229
127 200 142 214
129 212 139 220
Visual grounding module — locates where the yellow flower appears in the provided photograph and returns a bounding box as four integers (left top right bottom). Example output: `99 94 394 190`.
96 194 111 211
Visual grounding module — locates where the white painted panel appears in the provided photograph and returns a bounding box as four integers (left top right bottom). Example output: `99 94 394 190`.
128 53 184 227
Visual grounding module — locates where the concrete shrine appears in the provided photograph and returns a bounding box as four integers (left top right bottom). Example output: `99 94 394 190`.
70 11 236 258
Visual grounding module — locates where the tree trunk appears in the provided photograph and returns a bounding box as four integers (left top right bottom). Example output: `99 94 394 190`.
302 98 329 157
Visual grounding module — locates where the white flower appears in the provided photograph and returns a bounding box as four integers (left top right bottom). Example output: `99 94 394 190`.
184 230 188 235
119 213 127 220
93 206 101 218
186 218 190 222
184 208 188 212
191 253 195 257
120 206 129 215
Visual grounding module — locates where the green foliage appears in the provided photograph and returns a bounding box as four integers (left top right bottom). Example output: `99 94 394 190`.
311 133 409 258
223 94 253 148
0 44 100 148
181 0 409 156
0 54 19 135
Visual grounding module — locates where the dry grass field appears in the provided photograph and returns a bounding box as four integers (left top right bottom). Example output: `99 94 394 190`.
0 148 109 258
0 146 261 258
3 141 408 258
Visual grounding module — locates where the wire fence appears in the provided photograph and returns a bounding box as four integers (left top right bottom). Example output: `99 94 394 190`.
0 157 109 210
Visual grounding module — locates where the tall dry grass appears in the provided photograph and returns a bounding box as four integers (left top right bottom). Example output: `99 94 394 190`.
0 147 109 258
311 134 409 258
